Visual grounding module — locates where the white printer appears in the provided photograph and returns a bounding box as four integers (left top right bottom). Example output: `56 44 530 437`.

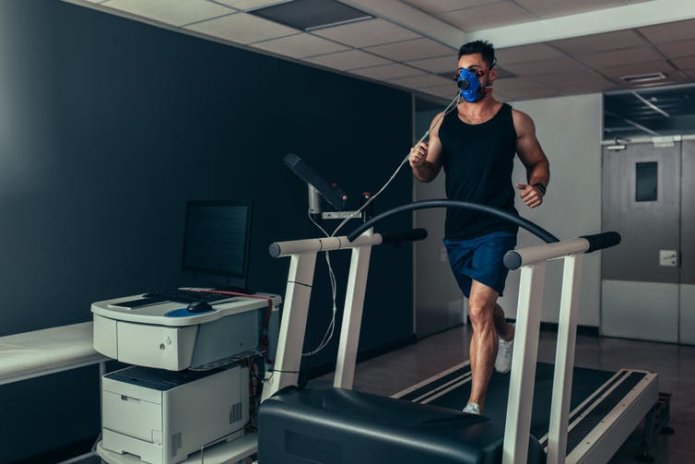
92 294 280 371
92 293 281 464
102 364 248 464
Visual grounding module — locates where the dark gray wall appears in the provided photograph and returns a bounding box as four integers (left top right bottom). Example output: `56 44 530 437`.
0 1 413 461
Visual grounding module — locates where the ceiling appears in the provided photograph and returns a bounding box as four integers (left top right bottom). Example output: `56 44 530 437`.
66 0 695 104
604 86 695 137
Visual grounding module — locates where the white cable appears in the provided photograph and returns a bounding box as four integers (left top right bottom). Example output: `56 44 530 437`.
300 93 460 356
302 211 338 357
330 93 460 237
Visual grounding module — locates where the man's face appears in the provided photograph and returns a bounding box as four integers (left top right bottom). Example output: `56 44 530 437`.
456 52 496 87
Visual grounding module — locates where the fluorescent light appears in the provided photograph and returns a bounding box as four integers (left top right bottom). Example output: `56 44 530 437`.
620 72 667 84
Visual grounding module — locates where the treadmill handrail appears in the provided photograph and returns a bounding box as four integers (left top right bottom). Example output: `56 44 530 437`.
503 232 621 269
269 232 383 258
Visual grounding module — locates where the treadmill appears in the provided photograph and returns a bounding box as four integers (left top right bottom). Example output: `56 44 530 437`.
257 201 663 464
393 361 658 463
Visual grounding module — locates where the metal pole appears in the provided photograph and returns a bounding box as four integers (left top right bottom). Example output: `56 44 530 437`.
503 263 546 464
334 236 373 389
261 253 316 401
547 254 583 464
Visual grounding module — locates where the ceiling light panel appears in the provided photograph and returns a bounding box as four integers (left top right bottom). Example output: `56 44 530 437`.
104 0 233 26
252 32 348 58
549 29 648 55
364 38 454 62
621 72 667 84
312 18 421 48
249 0 371 31
304 49 391 71
349 63 425 80
440 2 536 32
186 12 297 44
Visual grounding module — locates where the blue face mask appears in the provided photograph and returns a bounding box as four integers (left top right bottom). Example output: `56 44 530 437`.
456 68 485 103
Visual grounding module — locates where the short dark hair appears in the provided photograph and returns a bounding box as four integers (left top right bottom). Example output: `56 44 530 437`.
458 40 496 68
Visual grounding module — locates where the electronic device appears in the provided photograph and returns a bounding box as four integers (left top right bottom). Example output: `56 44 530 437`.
92 294 281 371
101 364 249 464
186 301 213 313
144 200 254 301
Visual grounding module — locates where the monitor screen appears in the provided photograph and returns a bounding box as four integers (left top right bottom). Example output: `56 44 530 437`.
181 201 251 280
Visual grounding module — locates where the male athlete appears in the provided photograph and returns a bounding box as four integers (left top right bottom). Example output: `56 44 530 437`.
409 40 550 414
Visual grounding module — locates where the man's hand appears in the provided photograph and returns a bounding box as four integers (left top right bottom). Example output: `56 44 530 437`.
515 183 543 208
409 141 428 168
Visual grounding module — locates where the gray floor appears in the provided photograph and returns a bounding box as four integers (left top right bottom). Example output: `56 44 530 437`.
319 325 695 463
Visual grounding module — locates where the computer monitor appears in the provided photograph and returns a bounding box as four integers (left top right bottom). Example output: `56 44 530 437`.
181 200 252 290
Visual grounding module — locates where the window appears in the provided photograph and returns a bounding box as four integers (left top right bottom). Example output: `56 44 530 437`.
635 162 658 202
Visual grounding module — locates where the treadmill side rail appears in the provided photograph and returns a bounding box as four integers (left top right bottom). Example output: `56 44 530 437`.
567 371 658 464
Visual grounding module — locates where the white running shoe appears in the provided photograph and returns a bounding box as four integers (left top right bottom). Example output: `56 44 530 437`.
495 336 514 374
462 402 480 415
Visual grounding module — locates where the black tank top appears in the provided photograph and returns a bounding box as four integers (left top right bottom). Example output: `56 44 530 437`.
439 102 519 239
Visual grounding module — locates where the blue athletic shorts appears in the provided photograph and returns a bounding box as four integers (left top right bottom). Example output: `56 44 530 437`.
444 231 518 298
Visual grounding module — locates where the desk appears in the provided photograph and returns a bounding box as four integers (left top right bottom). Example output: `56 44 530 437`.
0 322 107 386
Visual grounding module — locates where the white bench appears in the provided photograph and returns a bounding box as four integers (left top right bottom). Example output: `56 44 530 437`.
0 322 107 385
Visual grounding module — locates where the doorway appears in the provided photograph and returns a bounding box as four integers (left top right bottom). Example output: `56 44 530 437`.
601 137 695 344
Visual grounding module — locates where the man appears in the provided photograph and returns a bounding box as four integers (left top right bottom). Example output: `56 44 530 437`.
409 40 550 415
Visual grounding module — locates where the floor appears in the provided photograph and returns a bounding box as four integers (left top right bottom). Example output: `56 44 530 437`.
318 325 695 463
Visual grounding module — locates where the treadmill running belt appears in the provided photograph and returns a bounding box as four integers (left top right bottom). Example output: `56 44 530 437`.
413 362 614 441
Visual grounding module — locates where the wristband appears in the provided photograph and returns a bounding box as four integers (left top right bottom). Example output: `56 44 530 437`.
533 183 546 196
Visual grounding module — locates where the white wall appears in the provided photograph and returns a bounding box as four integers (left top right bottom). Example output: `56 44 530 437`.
414 93 603 329
499 93 603 326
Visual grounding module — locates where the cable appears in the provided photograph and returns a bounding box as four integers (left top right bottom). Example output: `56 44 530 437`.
298 94 460 357
302 211 339 357
330 93 460 237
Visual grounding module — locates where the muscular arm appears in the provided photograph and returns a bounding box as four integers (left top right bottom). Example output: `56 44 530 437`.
512 110 550 207
410 112 444 183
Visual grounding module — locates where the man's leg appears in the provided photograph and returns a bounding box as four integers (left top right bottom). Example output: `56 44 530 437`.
492 303 515 374
467 280 499 412
493 303 514 341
